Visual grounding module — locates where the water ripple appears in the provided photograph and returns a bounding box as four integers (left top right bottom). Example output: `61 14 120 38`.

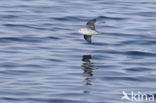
51 16 87 22
0 36 60 43
126 67 153 72
3 24 48 31
97 16 127 21
126 51 156 57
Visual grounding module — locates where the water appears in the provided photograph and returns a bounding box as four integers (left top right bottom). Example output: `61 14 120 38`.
0 0 156 103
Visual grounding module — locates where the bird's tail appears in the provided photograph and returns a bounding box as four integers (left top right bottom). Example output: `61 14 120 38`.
98 32 104 34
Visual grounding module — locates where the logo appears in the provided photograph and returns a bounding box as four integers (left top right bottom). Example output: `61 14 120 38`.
121 91 154 102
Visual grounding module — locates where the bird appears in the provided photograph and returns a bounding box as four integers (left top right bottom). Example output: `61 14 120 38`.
78 19 103 43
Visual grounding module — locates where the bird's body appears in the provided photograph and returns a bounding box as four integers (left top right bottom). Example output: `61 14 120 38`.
78 19 103 43
78 28 99 35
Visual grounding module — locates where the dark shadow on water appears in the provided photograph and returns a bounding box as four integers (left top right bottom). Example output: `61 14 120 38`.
81 55 94 94
82 55 93 77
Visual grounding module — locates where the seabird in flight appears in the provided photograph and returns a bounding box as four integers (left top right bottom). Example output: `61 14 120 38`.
78 19 103 43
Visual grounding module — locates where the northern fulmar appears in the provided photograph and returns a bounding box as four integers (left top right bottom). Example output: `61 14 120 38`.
78 19 103 43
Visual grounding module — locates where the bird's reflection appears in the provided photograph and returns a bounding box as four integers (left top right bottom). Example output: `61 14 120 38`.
82 55 94 94
82 55 94 77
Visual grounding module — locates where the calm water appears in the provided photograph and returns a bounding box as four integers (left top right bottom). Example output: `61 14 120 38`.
0 0 156 103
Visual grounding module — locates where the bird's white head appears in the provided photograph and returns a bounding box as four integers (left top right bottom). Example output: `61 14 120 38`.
78 28 83 33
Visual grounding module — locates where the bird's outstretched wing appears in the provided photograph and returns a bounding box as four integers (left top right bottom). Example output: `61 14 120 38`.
84 35 92 43
86 19 96 30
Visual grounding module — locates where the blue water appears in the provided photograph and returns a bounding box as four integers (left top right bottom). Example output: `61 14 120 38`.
0 0 156 103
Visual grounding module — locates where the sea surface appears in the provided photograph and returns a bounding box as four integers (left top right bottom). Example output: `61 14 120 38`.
0 0 156 103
